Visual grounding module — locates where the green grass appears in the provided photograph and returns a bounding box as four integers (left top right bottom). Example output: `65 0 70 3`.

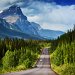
50 54 75 75
0 54 40 74
16 64 26 71
51 63 75 75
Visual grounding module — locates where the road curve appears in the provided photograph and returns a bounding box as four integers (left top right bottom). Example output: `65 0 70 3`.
2 48 58 75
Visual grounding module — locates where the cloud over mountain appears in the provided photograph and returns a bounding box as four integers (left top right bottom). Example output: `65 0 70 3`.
0 0 75 32
21 1 75 31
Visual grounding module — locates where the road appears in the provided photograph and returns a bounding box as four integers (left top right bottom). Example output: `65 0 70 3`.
2 48 57 75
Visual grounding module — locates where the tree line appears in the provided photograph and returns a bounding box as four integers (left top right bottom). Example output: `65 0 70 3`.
50 25 75 75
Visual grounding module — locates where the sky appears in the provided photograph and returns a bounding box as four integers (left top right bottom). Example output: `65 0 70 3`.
0 0 75 32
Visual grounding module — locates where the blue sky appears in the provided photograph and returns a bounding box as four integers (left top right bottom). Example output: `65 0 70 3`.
0 0 75 32
39 0 75 5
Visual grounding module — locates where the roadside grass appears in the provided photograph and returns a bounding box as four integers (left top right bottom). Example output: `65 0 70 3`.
50 54 75 75
16 64 26 71
51 63 75 75
32 54 40 68
0 54 40 74
0 64 30 74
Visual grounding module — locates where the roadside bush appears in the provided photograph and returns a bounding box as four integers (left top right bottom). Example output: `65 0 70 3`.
16 64 26 71
23 59 32 68
61 64 75 75
2 50 15 69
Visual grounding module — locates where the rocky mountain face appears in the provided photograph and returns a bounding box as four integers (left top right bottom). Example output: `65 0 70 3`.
0 18 43 40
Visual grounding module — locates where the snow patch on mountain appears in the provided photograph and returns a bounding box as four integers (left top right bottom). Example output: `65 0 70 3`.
4 15 19 23
0 10 3 13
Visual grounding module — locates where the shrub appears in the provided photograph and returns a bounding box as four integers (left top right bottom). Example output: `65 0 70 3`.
23 59 32 68
61 64 75 75
16 64 26 71
2 50 15 69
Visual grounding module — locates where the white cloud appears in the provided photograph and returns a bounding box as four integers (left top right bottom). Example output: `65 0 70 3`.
0 0 20 10
21 1 75 32
27 15 40 22
41 23 73 31
0 1 75 32
0 0 17 6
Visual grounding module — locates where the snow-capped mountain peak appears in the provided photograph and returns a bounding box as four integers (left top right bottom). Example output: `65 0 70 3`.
0 5 39 35
0 5 27 20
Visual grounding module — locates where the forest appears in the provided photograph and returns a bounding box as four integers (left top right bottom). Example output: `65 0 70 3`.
0 26 75 75
0 38 50 73
50 26 75 75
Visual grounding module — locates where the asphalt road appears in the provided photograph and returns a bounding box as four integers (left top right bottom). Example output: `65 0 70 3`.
2 48 57 75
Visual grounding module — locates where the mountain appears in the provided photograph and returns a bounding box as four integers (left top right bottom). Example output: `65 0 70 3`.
31 22 64 39
0 5 39 36
0 5 64 39
0 18 42 40
38 29 64 39
31 22 42 31
0 5 27 20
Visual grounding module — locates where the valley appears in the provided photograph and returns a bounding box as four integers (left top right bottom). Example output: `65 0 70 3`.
0 2 75 75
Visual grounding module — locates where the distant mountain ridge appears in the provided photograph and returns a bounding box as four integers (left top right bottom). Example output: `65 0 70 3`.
38 29 64 39
0 5 64 39
31 22 64 39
